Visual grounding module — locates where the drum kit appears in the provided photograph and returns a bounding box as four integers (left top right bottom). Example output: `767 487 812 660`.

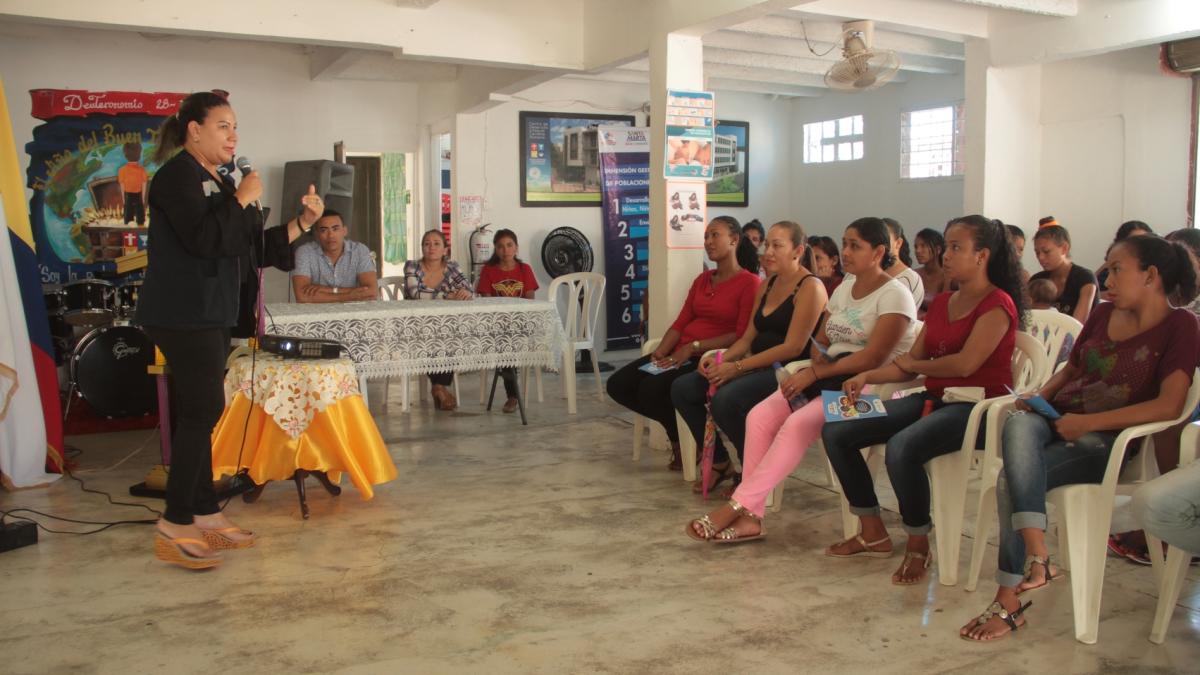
42 278 157 419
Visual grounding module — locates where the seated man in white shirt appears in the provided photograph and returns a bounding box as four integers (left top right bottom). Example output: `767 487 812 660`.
291 210 378 302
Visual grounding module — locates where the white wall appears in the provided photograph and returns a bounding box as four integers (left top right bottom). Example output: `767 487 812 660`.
0 22 421 302
450 76 794 346
1039 45 1193 271
789 71 966 239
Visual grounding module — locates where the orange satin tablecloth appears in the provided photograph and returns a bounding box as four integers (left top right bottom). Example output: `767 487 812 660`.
212 354 397 499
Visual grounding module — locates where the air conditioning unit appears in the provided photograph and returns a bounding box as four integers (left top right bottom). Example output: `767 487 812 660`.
1165 37 1200 73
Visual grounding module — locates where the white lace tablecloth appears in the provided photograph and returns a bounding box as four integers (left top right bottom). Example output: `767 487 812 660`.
224 354 361 438
264 297 567 380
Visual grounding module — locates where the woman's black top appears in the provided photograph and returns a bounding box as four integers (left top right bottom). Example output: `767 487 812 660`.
135 151 293 335
1030 263 1097 316
750 273 814 356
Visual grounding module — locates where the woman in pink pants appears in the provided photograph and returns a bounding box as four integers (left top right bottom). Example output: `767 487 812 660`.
687 217 917 542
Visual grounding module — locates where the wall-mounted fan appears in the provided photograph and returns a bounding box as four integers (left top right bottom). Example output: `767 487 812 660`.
825 20 901 92
541 226 594 277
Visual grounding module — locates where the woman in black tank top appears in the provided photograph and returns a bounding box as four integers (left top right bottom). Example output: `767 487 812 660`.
671 221 830 493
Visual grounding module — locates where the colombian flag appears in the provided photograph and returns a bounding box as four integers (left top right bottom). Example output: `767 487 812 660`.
0 77 63 488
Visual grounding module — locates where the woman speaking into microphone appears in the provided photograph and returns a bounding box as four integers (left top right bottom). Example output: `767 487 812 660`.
135 91 321 569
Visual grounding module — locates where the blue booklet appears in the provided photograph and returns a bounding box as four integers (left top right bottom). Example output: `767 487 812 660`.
1006 385 1062 420
639 359 689 375
822 390 887 423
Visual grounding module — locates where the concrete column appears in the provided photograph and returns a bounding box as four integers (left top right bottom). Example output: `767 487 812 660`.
648 31 704 337
963 38 1042 266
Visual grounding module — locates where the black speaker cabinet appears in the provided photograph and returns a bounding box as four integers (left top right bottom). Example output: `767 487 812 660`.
281 160 355 226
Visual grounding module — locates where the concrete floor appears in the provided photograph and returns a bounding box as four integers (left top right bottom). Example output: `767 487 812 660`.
2 355 1199 674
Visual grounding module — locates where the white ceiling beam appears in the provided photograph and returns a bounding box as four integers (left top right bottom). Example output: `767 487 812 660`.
953 0 1077 17
704 30 960 74
728 14 965 59
787 0 989 40
987 0 1200 67
308 47 366 81
707 76 827 97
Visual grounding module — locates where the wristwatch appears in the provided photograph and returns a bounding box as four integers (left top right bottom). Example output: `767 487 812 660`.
691 340 701 352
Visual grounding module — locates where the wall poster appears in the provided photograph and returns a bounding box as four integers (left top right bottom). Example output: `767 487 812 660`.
24 88 190 283
519 111 635 207
597 126 650 349
663 89 715 180
665 180 706 250
707 120 749 207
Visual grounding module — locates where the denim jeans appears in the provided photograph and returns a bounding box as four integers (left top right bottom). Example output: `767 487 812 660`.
1133 461 1200 555
822 394 976 534
671 368 779 464
995 411 1118 587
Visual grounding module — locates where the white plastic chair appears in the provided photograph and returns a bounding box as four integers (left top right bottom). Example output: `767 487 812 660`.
1148 420 1200 644
1046 370 1200 644
550 272 607 414
1026 309 1082 374
632 338 669 461
377 275 405 301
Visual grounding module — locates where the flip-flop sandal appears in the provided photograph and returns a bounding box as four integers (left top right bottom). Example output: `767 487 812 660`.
154 532 222 570
1017 554 1060 595
825 534 893 558
686 515 720 541
892 550 932 585
200 526 256 550
960 600 1032 642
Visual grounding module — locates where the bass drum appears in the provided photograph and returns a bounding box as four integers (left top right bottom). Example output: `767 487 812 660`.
70 325 156 418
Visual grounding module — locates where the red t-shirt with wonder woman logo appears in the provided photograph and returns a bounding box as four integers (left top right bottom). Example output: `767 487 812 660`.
476 262 539 298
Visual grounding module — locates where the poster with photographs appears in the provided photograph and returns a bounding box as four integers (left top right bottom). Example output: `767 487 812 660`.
666 181 706 249
664 89 715 180
707 120 749 207
519 111 635 207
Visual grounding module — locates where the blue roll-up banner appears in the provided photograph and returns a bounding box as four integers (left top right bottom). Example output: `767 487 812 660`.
598 126 651 350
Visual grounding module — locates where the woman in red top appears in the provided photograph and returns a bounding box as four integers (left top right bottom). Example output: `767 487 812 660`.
606 216 760 470
821 215 1026 586
475 229 539 413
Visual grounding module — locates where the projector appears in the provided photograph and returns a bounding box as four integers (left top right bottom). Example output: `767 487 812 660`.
260 334 345 359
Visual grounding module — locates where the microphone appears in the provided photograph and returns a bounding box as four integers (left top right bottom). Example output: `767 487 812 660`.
235 155 264 217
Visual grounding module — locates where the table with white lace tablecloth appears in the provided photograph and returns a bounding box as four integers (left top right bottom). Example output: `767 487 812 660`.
263 297 574 410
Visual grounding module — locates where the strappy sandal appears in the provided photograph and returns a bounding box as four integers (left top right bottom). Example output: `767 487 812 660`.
825 534 893 558
199 526 256 550
713 499 765 544
961 600 1032 642
686 515 720 541
691 462 736 495
1017 554 1059 595
154 532 222 570
892 550 932 585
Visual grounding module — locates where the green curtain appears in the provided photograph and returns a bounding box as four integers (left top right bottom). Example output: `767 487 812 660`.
382 152 407 264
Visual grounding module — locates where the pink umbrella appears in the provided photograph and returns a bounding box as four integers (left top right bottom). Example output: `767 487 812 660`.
700 351 723 500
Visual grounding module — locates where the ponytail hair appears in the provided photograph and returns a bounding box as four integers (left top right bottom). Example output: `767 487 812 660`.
847 217 895 270
152 91 231 165
882 217 912 267
1119 235 1200 307
947 215 1028 328
710 215 758 274
485 228 523 266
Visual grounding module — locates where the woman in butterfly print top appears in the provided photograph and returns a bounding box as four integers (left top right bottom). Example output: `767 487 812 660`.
962 235 1200 641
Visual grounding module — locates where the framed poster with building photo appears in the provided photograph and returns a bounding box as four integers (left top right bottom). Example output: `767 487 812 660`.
519 111 636 207
707 120 749 207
